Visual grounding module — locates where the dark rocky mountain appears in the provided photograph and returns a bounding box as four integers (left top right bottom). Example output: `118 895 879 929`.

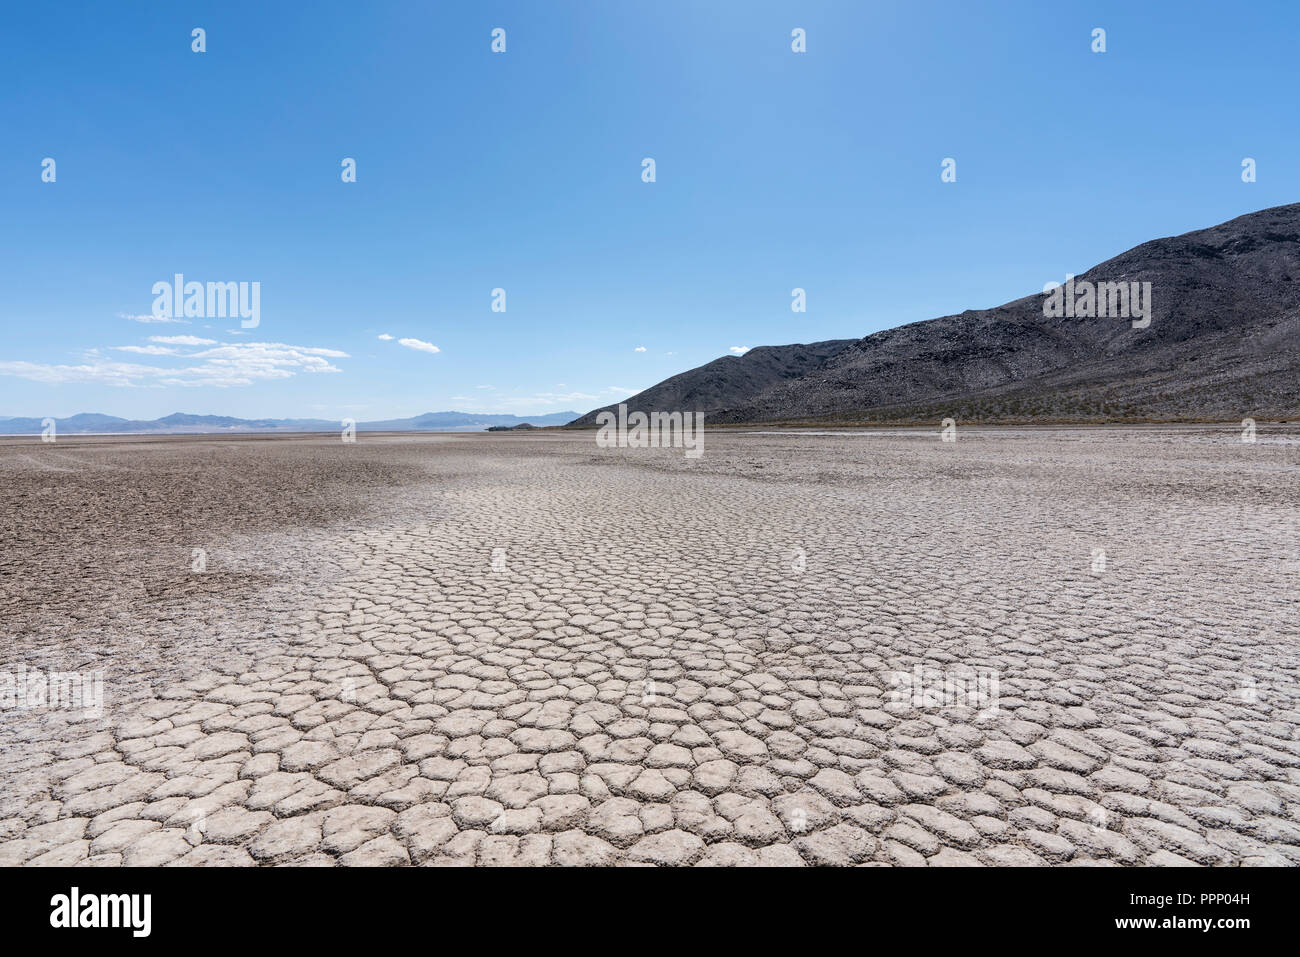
571 340 857 427
572 203 1300 425
0 410 582 435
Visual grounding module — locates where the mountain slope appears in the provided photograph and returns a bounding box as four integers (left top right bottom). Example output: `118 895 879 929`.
569 340 855 426
0 410 582 435
572 203 1300 425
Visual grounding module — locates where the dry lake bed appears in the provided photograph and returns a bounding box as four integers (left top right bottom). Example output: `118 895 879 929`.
1 427 1297 866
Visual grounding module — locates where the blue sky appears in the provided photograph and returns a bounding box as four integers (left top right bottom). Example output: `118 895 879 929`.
2 0 1297 420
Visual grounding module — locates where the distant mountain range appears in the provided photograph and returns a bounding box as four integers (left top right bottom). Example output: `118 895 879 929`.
0 410 581 435
572 202 1300 425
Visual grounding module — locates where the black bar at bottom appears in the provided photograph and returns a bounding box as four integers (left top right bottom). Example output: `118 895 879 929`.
0 864 1280 944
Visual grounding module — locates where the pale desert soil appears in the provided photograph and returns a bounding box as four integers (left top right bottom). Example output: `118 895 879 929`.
0 427 1297 866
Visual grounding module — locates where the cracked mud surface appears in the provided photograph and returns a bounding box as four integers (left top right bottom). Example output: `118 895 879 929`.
1 428 1298 866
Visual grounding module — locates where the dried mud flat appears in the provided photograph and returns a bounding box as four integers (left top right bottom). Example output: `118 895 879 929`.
1 427 1298 867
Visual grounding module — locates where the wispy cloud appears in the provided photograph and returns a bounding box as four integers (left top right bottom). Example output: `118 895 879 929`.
398 337 440 354
150 335 217 346
113 344 184 356
0 341 348 388
729 345 751 355
634 346 647 352
377 333 394 340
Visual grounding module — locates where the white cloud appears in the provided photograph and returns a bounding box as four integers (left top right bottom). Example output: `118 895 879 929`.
118 311 189 324
606 386 639 395
192 342 347 359
149 335 218 346
377 333 394 340
729 346 751 355
113 345 184 356
398 338 440 354
634 346 646 352
0 341 349 388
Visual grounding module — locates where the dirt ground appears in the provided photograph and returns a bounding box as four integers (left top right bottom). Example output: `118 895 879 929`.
1 427 1297 865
